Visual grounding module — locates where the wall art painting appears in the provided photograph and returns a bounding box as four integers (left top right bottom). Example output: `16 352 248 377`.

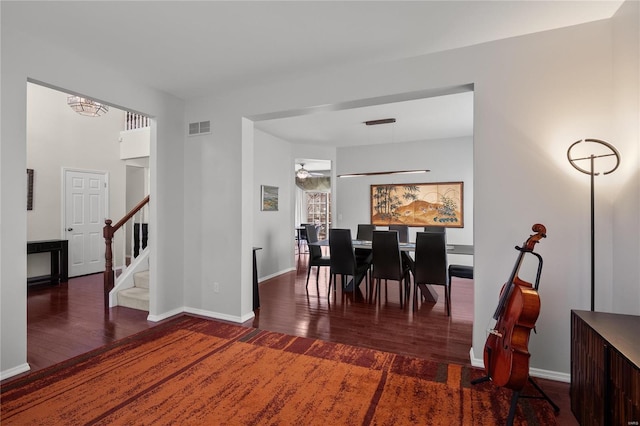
261 185 279 211
370 181 463 227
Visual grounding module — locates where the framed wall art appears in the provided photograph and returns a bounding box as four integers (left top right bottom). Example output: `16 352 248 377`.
370 181 463 227
261 185 279 211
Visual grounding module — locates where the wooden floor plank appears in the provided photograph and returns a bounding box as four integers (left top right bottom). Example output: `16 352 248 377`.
7 254 575 424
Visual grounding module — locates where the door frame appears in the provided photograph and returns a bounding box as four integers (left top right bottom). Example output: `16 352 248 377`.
61 168 110 275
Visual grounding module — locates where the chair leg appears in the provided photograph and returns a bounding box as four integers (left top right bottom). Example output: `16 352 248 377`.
413 282 417 311
445 285 451 316
306 266 312 289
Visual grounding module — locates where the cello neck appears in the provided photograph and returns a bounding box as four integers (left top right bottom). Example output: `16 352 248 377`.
492 250 525 320
491 224 547 320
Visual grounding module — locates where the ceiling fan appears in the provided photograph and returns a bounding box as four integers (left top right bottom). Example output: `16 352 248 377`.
296 163 323 180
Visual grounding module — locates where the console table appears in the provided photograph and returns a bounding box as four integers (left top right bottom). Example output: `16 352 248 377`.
27 239 68 285
571 310 640 425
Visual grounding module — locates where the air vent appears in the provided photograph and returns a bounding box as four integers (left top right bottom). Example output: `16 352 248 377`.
188 120 211 136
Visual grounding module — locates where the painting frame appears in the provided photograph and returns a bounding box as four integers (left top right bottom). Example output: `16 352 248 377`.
260 185 279 211
370 181 463 228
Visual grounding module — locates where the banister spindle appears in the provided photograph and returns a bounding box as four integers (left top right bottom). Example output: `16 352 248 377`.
103 219 115 309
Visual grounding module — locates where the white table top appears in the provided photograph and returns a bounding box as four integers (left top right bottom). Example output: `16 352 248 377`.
310 239 473 255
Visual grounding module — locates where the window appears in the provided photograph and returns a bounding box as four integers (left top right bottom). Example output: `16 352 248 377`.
305 192 331 239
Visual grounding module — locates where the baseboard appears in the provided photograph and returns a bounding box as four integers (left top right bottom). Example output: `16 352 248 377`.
1 362 31 381
184 307 255 323
147 307 185 322
469 346 570 383
258 267 296 283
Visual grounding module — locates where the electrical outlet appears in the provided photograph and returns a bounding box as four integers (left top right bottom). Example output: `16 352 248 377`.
213 282 219 293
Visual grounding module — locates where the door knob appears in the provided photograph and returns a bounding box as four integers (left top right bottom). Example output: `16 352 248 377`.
67 227 73 231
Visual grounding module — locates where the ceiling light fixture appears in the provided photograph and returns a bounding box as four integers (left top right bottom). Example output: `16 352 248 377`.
67 95 109 117
364 118 396 126
338 169 430 178
296 164 311 180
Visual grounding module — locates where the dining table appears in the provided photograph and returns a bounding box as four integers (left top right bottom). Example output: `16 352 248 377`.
309 239 474 301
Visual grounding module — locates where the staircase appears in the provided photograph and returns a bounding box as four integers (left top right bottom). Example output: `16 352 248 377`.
103 195 149 310
117 270 149 311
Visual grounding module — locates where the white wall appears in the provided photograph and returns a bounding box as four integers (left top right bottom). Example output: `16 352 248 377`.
120 127 151 159
185 15 638 380
26 83 128 276
1 9 185 378
335 136 473 250
253 129 295 279
611 0 640 314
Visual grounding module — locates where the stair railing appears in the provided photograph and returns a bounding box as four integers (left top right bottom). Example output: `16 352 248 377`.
125 111 150 130
103 195 150 309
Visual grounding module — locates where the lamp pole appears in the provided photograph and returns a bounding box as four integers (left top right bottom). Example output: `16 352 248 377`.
567 139 620 312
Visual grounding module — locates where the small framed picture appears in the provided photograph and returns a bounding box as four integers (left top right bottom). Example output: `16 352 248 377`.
261 185 279 211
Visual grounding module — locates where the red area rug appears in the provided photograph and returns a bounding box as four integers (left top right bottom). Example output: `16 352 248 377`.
1 315 557 425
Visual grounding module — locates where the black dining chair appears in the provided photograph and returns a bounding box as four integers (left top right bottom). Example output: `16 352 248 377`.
328 228 370 298
297 223 311 254
388 225 409 243
448 264 474 303
389 224 412 275
355 224 376 276
423 226 446 235
305 224 331 292
412 231 450 315
371 230 411 308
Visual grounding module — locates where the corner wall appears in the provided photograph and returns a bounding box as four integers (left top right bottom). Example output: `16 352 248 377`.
611 0 640 315
184 17 635 378
1 12 185 378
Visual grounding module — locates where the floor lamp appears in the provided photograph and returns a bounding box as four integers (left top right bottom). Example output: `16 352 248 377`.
567 139 620 311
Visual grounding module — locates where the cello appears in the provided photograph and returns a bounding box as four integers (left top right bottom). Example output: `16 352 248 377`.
481 224 546 391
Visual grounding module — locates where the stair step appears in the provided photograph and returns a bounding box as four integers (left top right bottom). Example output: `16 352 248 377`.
133 270 149 289
117 287 149 312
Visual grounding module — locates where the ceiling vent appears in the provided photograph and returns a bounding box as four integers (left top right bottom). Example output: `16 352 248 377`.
188 121 211 136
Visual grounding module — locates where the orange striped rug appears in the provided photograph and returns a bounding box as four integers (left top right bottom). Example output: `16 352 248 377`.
1 315 556 425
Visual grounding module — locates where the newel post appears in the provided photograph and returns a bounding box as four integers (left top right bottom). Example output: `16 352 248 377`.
103 219 115 310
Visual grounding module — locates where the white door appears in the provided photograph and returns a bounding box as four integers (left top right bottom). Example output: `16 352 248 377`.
64 170 107 277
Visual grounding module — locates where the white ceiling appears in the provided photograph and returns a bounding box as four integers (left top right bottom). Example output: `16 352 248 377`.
7 1 622 100
256 90 474 150
5 1 623 154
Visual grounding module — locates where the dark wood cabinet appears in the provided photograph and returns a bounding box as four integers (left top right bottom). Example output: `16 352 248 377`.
27 239 68 285
571 310 640 426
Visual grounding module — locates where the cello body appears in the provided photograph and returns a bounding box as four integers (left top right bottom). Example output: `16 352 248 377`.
483 224 546 391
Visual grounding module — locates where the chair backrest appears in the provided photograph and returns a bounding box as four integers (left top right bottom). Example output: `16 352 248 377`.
299 223 311 240
372 230 403 280
306 224 323 259
329 228 356 275
356 224 376 241
388 225 409 243
413 231 447 285
423 226 446 235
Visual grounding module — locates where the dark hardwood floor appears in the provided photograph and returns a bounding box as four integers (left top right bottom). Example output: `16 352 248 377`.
6 251 576 424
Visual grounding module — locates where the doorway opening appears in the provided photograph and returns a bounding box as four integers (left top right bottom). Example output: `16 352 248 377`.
294 159 332 240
